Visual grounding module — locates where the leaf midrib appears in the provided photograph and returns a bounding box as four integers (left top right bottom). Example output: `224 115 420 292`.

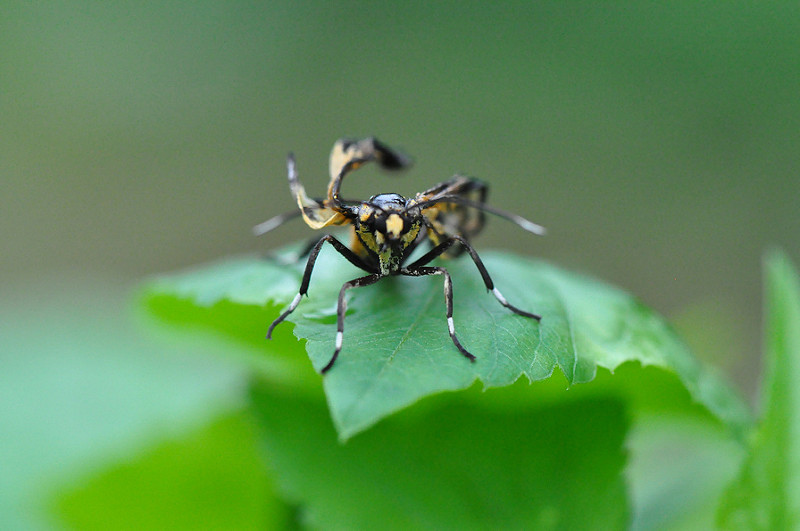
341 275 451 422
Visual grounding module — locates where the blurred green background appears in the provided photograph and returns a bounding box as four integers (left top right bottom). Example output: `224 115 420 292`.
2 1 798 528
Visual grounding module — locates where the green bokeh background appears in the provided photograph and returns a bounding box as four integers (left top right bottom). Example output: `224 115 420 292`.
2 2 798 528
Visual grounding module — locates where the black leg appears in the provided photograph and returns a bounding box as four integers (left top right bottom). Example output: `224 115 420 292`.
404 237 457 269
321 273 383 374
408 235 541 321
269 235 329 266
294 235 328 261
401 266 476 363
267 234 373 339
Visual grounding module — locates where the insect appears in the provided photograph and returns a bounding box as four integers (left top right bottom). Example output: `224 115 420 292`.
255 138 546 374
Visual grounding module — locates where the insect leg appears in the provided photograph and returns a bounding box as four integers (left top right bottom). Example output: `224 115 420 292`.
294 235 328 261
264 235 328 266
328 138 411 208
401 266 476 363
321 272 383 374
407 236 540 321
267 234 373 339
452 236 541 321
404 237 457 268
287 153 349 229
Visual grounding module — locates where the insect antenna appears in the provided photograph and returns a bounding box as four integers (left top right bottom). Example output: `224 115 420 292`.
252 209 303 236
410 196 547 236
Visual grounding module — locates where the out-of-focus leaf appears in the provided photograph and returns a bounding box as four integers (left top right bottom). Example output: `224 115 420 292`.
627 417 745 530
0 274 249 530
249 378 630 530
146 243 751 439
718 250 800 529
54 412 287 530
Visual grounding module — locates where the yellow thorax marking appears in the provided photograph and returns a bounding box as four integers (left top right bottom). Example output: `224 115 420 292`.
359 205 374 223
386 213 403 239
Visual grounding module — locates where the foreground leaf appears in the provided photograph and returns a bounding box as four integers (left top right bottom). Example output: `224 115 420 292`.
718 250 800 529
146 244 751 439
249 378 630 530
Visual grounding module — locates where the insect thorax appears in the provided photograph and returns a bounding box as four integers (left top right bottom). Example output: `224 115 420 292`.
353 194 422 275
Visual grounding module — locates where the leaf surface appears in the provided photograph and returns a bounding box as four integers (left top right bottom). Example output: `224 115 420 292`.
54 413 282 530
146 243 751 439
249 379 630 530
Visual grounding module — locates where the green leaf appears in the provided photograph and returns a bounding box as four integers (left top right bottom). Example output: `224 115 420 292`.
145 242 751 439
53 412 287 530
718 250 800 529
248 378 630 530
627 416 745 530
0 275 250 529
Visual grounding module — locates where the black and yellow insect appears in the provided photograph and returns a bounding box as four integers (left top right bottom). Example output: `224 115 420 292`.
255 138 546 373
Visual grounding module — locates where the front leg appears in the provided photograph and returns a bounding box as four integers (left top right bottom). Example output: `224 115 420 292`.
321 273 383 374
400 265 476 363
267 234 374 339
407 236 541 321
